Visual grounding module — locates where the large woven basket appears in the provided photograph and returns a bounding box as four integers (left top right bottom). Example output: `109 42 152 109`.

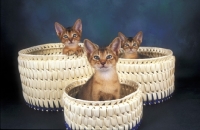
18 43 94 111
63 78 143 130
117 47 175 105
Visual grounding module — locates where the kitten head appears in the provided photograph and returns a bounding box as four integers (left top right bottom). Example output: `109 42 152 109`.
55 19 82 48
84 37 121 72
118 31 143 54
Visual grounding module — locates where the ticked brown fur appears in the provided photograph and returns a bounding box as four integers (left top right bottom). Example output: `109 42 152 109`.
118 31 143 59
55 19 83 55
76 37 121 101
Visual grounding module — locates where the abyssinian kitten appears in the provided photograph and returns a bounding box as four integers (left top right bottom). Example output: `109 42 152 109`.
55 19 83 55
76 37 121 101
118 31 146 59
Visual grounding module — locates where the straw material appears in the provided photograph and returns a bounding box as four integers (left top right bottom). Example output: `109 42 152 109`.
63 78 143 130
18 43 94 111
117 47 175 105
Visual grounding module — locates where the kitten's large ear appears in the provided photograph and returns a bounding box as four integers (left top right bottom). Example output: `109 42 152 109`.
134 31 143 45
118 32 126 46
84 39 98 54
109 37 121 54
55 22 65 36
73 19 82 33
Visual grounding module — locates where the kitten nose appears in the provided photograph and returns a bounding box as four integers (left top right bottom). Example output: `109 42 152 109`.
69 39 73 43
100 62 106 66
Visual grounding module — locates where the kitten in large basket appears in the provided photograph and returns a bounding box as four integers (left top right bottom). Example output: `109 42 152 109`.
118 31 149 59
76 37 121 101
55 19 83 56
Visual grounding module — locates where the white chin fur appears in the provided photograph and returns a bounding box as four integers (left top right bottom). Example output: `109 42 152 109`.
98 67 110 72
98 68 113 79
126 50 137 53
65 42 77 47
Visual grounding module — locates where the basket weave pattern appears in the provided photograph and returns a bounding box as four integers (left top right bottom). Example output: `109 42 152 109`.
117 47 175 105
18 43 94 111
63 79 143 129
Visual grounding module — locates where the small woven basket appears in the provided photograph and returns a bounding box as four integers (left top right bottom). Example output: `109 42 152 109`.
117 47 175 105
18 43 94 111
63 78 143 130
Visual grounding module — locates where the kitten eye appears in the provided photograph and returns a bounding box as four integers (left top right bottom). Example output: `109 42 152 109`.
73 34 77 37
106 55 112 59
94 56 100 60
133 43 137 47
125 43 129 47
63 35 68 39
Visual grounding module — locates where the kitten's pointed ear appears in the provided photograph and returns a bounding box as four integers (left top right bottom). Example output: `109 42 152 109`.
109 37 121 54
84 39 98 54
118 32 126 44
134 31 143 44
118 32 126 48
55 22 65 36
73 19 82 33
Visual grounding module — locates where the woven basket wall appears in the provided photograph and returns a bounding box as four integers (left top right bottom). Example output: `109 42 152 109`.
18 43 94 111
117 47 175 105
63 78 143 130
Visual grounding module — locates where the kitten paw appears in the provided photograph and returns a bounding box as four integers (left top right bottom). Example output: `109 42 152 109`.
68 51 75 55
75 49 84 56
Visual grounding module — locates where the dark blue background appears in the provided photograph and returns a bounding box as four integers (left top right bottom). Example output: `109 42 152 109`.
1 0 200 129
2 0 200 81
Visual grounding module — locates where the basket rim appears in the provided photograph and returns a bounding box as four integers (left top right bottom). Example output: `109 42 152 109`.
18 43 173 60
18 42 62 54
63 79 141 106
138 46 173 55
18 43 85 59
118 46 173 62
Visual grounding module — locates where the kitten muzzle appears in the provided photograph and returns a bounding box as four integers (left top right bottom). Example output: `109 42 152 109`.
65 42 77 47
99 67 110 72
100 65 106 68
68 41 73 44
127 49 137 53
100 62 106 66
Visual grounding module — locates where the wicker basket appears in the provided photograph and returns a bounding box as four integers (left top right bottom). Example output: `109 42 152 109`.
117 47 175 105
63 78 143 130
18 43 94 111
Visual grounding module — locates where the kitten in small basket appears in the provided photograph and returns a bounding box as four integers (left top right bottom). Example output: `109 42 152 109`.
76 37 121 101
55 19 83 55
118 31 148 59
